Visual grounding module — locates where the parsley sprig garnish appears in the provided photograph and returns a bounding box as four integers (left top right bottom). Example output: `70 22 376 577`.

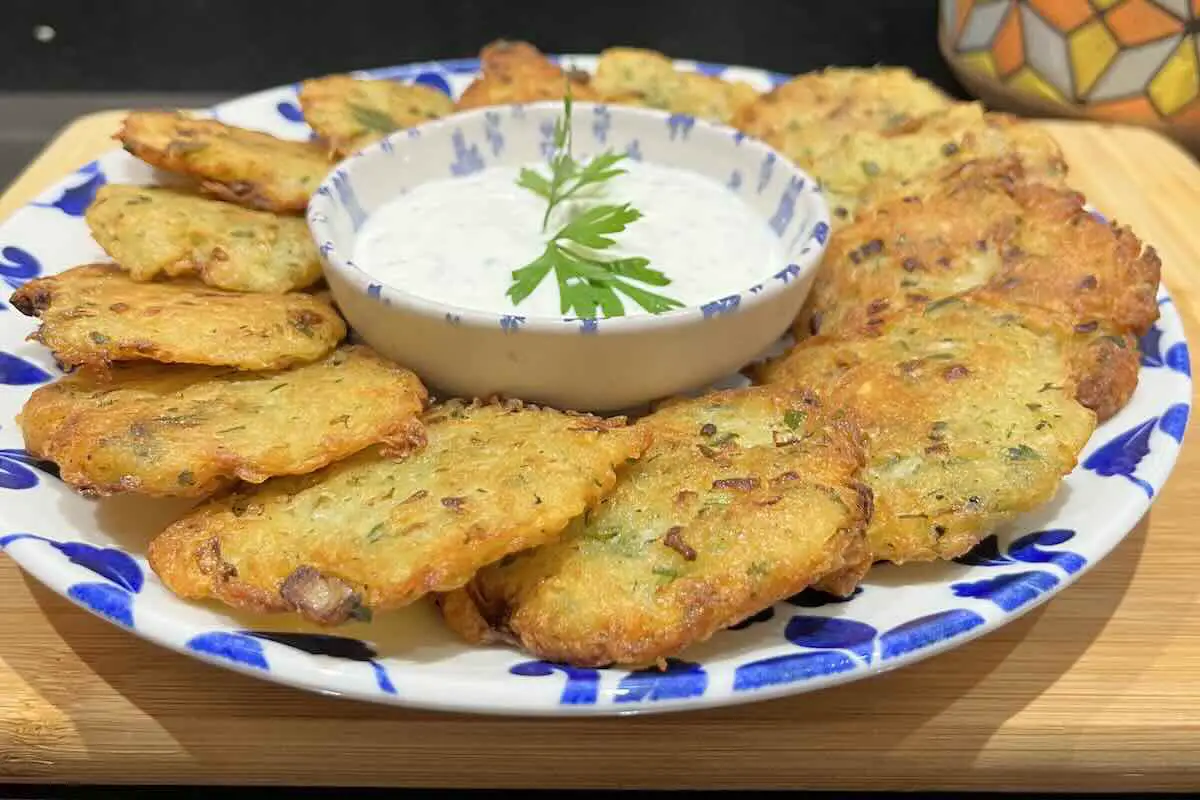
507 95 683 319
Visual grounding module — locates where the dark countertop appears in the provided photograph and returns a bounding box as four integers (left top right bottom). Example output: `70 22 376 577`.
0 0 965 186
4 0 963 93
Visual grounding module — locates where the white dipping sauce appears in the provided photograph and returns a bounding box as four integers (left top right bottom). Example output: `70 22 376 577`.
354 160 784 318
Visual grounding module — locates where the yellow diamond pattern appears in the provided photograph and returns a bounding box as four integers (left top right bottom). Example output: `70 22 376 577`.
958 49 1000 78
1148 36 1199 115
1009 65 1068 102
950 0 1200 121
1069 20 1121 97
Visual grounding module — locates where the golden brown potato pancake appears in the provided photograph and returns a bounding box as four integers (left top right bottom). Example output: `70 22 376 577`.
117 111 331 213
765 102 1067 223
18 345 426 498
86 185 323 294
147 399 649 624
298 75 455 157
760 295 1096 565
11 264 345 371
797 158 1159 420
734 66 953 146
457 40 598 109
592 47 758 124
440 387 872 668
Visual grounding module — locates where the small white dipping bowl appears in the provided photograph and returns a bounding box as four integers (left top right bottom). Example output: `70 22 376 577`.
308 101 830 412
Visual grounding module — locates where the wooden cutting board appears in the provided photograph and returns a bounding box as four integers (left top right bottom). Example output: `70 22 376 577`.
0 112 1198 791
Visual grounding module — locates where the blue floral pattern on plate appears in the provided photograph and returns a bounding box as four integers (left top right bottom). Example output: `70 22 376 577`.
734 608 987 691
1082 404 1189 497
0 246 42 305
188 631 270 670
276 97 305 124
951 529 1087 612
0 54 1189 716
31 161 106 217
1 533 143 626
0 448 58 489
413 71 453 97
1140 324 1190 376
614 659 707 703
187 631 397 693
0 353 52 386
510 661 600 705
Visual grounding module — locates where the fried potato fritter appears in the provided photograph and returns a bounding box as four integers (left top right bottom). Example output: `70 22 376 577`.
765 103 1067 222
86 185 323 293
18 346 427 498
734 66 953 148
457 40 598 109
117 111 331 213
440 387 872 667
11 264 345 371
299 75 455 157
147 400 649 624
761 296 1096 565
592 47 758 124
798 159 1160 420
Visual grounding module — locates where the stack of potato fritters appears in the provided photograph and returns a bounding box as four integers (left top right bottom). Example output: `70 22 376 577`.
732 68 1068 221
457 41 759 125
591 47 758 124
441 387 872 667
458 40 600 109
424 41 1158 652
739 67 1158 572
299 74 454 157
5 42 1162 671
760 295 1098 565
13 259 428 499
119 112 331 213
743 69 1159 571
793 158 1160 422
149 400 650 624
20 347 426 498
13 264 345 370
734 66 956 145
86 185 324 293
17 103 439 500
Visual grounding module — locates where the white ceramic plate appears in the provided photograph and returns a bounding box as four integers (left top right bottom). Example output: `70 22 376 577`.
0 56 1190 716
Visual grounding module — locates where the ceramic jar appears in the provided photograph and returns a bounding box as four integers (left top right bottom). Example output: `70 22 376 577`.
940 0 1200 148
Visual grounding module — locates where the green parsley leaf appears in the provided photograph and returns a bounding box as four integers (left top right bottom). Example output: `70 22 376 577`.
1005 444 1040 461
558 244 681 317
511 93 680 317
349 103 397 134
608 278 685 315
515 167 553 200
652 565 682 583
558 150 629 203
506 248 556 306
555 94 572 150
604 257 671 287
586 527 623 542
555 203 642 249
509 242 683 319
553 246 624 318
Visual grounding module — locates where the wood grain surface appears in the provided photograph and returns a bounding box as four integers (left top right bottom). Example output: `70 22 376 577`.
0 113 1197 790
